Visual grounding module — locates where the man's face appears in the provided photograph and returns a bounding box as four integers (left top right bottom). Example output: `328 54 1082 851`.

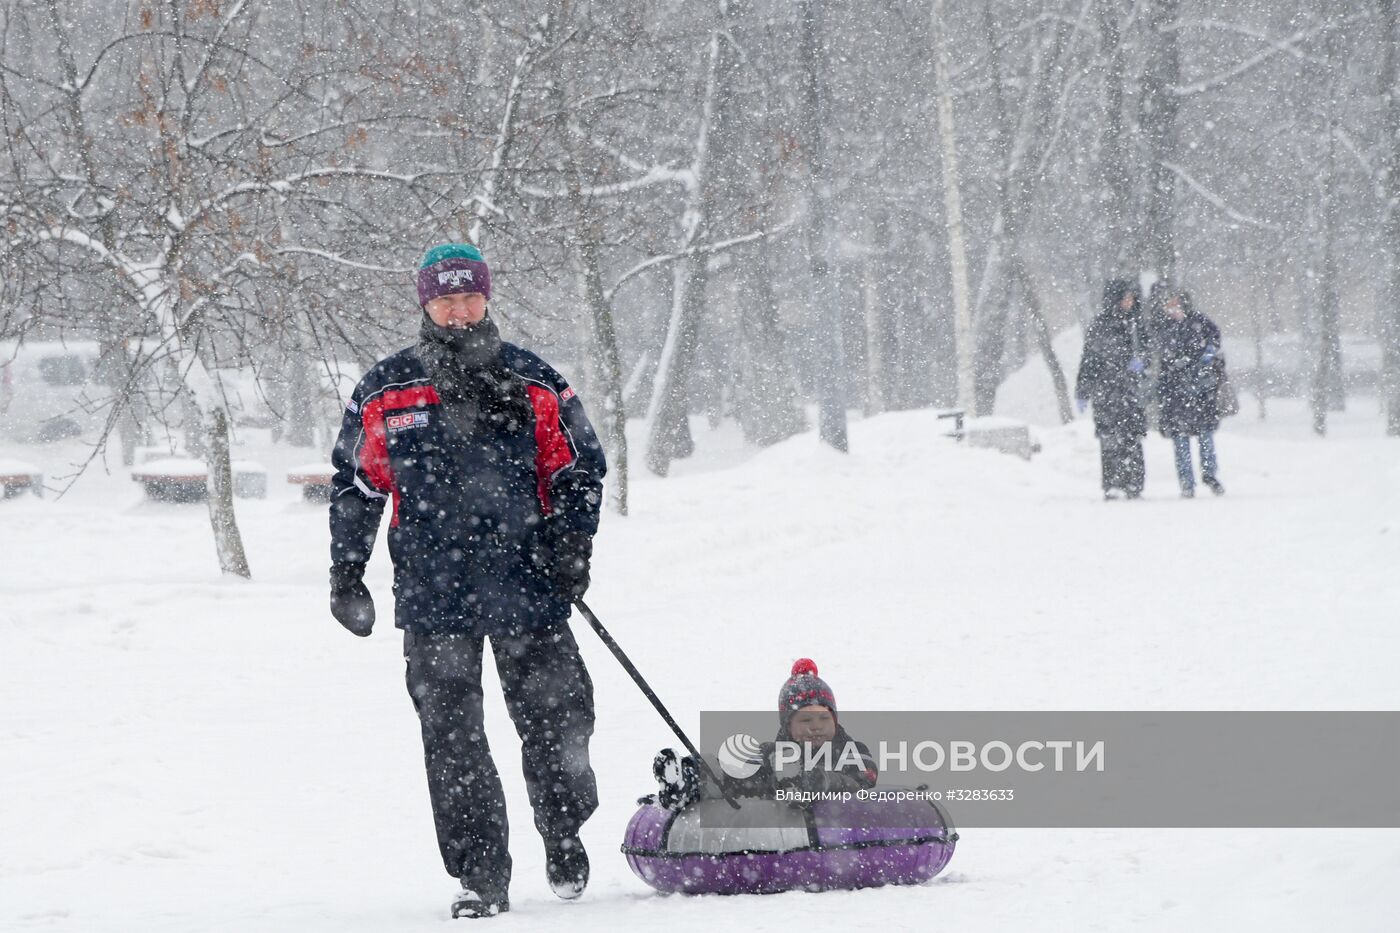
1118 291 1138 311
1164 297 1186 321
425 292 487 328
788 706 837 745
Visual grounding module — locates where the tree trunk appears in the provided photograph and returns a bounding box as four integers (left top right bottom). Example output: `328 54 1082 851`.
862 248 883 416
1139 0 1182 279
797 0 849 449
735 232 808 446
972 2 1020 416
1311 23 1348 436
975 6 1072 419
646 15 736 474
1379 0 1400 435
97 339 142 465
283 331 317 447
1312 131 1344 436
205 407 251 578
972 227 1012 412
864 209 900 416
579 213 629 515
1253 279 1269 421
1097 0 1136 271
646 261 702 475
1008 257 1074 423
143 258 253 577
546 0 629 511
931 0 975 412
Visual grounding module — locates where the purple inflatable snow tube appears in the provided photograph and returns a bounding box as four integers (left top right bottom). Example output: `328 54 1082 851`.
623 791 957 895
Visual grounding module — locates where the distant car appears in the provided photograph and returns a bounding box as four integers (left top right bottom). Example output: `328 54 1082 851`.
0 340 105 442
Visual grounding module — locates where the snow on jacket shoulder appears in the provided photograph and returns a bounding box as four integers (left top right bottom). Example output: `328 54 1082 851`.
328 342 605 635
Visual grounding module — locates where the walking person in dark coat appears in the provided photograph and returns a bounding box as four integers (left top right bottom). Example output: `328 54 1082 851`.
1157 289 1225 497
1076 279 1149 499
327 243 607 919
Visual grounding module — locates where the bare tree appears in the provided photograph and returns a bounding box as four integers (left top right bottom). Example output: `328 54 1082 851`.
1380 0 1400 435
1 0 450 574
4 0 1389 516
1097 0 1136 272
796 0 849 447
645 1 746 474
1138 0 1182 279
1311 31 1347 435
930 0 975 413
974 0 1082 422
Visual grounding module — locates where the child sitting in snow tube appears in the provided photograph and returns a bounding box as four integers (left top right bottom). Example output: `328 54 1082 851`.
653 659 878 808
624 660 957 894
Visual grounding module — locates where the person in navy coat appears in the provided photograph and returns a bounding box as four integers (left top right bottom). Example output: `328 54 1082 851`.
328 243 605 918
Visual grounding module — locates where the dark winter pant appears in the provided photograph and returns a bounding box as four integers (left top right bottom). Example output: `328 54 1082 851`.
403 625 597 892
1171 433 1218 492
1098 433 1145 495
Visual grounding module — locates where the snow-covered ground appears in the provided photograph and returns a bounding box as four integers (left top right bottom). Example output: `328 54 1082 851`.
3 394 1398 931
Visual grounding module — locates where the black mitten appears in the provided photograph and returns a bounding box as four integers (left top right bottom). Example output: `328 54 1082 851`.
552 530 593 600
329 562 375 637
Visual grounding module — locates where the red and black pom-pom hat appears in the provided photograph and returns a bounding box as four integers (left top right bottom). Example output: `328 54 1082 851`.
778 658 837 723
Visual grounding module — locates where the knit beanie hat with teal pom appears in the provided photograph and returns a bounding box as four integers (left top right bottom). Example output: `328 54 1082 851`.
416 243 491 305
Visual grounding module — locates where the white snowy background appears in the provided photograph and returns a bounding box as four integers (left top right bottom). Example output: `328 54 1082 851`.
3 366 1399 931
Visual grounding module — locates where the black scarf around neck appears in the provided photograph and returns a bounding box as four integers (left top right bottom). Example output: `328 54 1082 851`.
416 313 532 435
419 313 502 375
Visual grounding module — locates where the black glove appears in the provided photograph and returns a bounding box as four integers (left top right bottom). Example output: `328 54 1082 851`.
551 530 592 601
329 562 375 636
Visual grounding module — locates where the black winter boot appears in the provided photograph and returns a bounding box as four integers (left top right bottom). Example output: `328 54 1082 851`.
451 881 509 919
653 748 702 811
545 835 589 900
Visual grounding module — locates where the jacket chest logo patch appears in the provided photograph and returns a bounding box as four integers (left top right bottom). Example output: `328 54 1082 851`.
386 411 431 433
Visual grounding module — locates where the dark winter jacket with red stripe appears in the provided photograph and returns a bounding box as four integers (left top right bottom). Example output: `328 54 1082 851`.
329 341 605 635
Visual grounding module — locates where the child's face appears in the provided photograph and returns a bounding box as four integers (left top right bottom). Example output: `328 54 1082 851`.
789 706 837 745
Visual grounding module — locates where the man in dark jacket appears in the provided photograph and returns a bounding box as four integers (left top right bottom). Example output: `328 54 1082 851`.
1076 279 1149 499
328 243 606 919
1157 289 1224 497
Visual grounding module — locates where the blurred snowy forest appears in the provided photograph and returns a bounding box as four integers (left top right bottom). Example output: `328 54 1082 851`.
4 0 1400 490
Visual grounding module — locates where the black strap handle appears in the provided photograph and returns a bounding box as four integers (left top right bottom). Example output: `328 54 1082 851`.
573 598 741 809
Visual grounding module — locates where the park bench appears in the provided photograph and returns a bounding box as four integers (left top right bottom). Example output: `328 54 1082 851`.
937 410 1040 459
132 456 268 502
287 464 335 502
0 459 43 499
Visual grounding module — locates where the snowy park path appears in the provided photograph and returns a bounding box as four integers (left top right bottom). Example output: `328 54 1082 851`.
2 399 1398 931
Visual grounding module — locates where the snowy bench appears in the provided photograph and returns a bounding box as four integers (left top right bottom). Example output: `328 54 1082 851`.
287 464 335 502
961 416 1040 461
0 459 43 499
132 457 268 502
936 409 967 439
